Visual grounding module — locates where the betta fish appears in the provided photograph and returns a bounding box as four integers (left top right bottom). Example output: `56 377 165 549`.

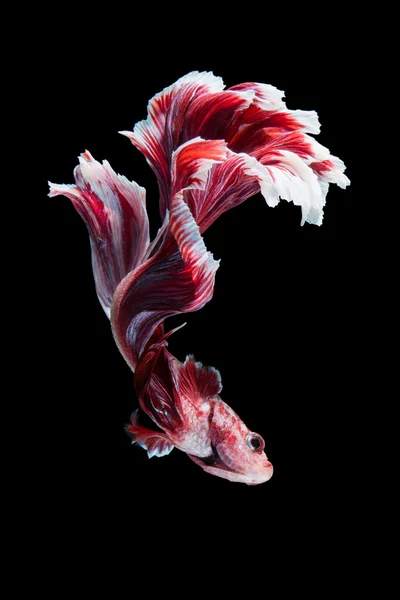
49 72 349 485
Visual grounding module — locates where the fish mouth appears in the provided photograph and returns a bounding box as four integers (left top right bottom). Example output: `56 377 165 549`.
188 451 237 473
188 454 273 485
250 461 274 485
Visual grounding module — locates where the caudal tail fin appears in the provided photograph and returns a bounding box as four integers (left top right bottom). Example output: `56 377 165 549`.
48 151 151 318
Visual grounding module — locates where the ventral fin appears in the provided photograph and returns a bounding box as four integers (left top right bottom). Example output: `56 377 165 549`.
126 410 174 458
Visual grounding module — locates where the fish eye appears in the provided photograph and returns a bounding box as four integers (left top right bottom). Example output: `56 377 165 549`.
246 432 265 453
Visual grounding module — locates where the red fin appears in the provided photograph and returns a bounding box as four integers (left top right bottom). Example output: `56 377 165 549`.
126 410 174 458
176 355 222 406
111 191 219 371
135 347 184 434
119 71 226 219
48 152 149 318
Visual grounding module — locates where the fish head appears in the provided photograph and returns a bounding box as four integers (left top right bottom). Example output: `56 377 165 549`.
189 399 273 485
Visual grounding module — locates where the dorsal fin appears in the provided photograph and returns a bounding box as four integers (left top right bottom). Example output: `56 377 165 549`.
176 355 222 406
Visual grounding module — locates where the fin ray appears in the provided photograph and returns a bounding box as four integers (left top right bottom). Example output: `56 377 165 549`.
126 410 174 458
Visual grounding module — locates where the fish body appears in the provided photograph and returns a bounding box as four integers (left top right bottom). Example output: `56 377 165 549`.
128 352 273 485
49 71 349 484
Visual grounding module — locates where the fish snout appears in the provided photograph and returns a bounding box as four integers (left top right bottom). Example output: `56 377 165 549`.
267 460 273 474
262 460 274 482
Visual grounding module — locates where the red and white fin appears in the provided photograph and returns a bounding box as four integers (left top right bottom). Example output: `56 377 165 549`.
241 150 329 225
171 137 229 198
111 142 221 371
126 410 174 458
175 355 222 407
120 71 255 218
121 73 349 227
229 82 286 111
120 71 226 218
48 151 150 316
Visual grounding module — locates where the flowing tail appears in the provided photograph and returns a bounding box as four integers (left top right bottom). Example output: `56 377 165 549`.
49 71 349 438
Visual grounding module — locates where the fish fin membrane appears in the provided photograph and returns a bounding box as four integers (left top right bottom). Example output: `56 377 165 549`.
48 151 150 317
176 354 222 406
126 410 174 458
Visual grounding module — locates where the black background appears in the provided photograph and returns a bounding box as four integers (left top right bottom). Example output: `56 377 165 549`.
30 9 366 590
